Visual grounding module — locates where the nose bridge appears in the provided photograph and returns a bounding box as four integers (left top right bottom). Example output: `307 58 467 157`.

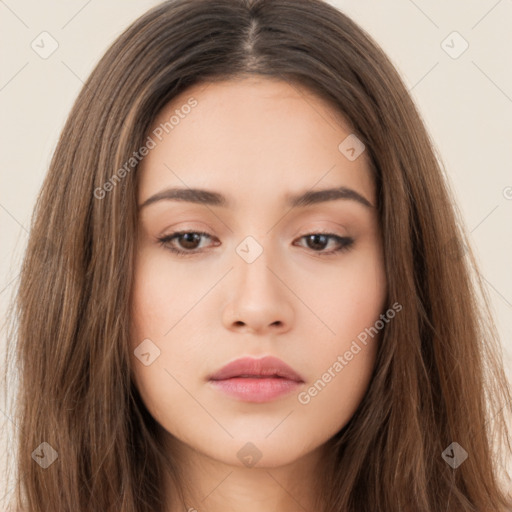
233 233 278 298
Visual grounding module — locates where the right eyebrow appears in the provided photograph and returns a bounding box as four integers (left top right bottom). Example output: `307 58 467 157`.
138 187 229 210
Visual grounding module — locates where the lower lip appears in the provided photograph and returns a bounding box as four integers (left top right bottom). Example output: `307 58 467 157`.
209 377 303 402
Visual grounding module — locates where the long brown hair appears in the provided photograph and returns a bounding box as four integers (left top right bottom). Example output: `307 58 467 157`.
3 0 511 510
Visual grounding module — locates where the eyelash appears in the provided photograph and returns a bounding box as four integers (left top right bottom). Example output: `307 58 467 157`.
156 230 355 258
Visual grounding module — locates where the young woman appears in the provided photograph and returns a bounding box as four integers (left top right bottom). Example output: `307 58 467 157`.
4 0 512 510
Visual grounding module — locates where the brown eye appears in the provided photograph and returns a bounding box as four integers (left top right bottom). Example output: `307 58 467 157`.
296 233 354 255
157 231 216 256
175 233 203 250
305 234 330 251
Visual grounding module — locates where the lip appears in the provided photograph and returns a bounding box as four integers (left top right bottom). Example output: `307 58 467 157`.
208 355 304 382
208 356 305 403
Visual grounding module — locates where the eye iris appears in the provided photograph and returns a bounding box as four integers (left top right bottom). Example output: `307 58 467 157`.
179 233 201 249
307 234 328 251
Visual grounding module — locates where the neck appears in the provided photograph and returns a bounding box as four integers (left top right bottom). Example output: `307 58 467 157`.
162 434 330 512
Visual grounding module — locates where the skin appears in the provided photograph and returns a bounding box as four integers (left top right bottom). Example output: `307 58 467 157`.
130 76 387 512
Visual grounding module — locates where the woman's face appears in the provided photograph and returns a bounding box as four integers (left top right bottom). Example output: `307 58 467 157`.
130 77 387 469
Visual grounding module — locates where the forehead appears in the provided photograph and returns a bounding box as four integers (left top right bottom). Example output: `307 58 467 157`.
138 77 375 208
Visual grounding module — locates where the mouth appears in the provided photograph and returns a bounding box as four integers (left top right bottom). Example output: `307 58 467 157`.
208 356 304 403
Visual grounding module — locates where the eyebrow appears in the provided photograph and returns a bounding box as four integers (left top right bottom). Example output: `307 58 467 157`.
138 185 374 210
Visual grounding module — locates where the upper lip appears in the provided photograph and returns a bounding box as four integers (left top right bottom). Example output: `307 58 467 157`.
208 356 304 382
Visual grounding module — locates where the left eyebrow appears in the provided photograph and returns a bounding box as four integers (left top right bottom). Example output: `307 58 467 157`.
138 185 374 210
286 186 374 209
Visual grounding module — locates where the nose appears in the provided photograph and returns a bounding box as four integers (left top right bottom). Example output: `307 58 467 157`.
221 244 294 335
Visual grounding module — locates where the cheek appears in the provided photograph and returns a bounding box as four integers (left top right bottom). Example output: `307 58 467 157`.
299 240 387 345
130 250 195 343
129 255 175 403
129 252 210 421
293 244 386 423
296 342 378 443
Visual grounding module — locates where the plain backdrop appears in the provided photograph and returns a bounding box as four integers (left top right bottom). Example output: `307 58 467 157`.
1 0 511 503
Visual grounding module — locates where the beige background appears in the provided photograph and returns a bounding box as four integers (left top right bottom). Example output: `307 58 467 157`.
1 0 511 504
